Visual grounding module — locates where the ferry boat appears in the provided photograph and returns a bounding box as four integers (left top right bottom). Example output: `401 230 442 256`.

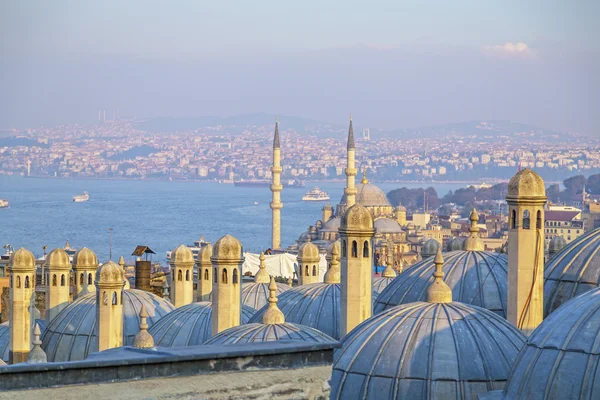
0 199 8 208
302 187 330 201
73 192 89 202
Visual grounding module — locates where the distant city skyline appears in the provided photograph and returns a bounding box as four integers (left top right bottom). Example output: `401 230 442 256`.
1 1 598 134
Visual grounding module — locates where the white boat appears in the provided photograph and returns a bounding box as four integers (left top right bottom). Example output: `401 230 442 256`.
0 199 9 208
302 187 330 201
73 192 89 202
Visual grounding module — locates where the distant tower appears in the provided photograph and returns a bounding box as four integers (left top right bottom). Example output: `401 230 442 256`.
8 248 35 364
322 204 333 223
297 240 320 285
211 234 243 334
362 128 370 141
27 160 31 177
506 169 547 335
95 260 125 351
344 116 357 209
45 248 71 324
394 205 407 226
72 247 98 299
340 204 375 336
197 243 213 301
170 244 194 308
270 118 283 250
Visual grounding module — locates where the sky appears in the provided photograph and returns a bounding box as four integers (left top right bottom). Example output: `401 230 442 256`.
0 0 598 134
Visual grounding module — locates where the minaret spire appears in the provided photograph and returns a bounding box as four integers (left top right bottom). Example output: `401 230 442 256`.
270 118 283 249
344 115 357 208
426 247 452 303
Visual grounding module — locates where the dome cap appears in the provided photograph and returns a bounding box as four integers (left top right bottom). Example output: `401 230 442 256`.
211 234 243 262
254 252 270 283
341 204 374 232
27 323 47 364
96 260 124 284
46 248 71 269
133 305 155 349
298 241 320 263
9 248 35 271
426 247 452 303
170 244 194 264
197 243 213 264
506 168 547 201
262 277 285 324
463 209 484 251
73 247 98 268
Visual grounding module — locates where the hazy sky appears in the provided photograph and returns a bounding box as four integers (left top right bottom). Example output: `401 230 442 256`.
1 1 598 134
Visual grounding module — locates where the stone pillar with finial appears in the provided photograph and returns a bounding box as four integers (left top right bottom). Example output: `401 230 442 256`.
45 248 71 325
133 304 155 349
463 209 484 251
324 244 341 284
255 252 270 283
262 277 285 324
382 241 397 279
27 323 47 364
95 260 125 352
169 244 194 308
197 244 213 301
211 234 244 334
426 247 452 303
73 248 98 299
8 248 35 364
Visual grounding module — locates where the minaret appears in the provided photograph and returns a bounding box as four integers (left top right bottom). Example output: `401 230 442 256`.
344 115 357 209
270 118 283 250
340 204 375 336
426 247 452 303
197 243 213 301
506 169 547 335
255 252 270 283
297 240 320 285
211 234 243 335
463 209 484 251
95 260 125 351
262 277 285 324
72 247 98 299
8 248 35 364
45 248 71 324
169 244 194 308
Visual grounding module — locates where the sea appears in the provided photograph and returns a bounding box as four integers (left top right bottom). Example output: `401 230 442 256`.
0 176 467 264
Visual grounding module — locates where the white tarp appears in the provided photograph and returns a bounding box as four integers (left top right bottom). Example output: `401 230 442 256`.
242 252 328 281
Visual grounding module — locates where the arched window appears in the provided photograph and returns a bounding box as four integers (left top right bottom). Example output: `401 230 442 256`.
16 276 21 289
312 265 317 276
24 276 30 288
214 268 217 283
523 210 531 230
536 210 542 229
204 269 209 280
342 240 347 257
88 273 93 285
233 269 238 284
103 291 108 305
222 268 228 284
61 274 66 286
79 273 84 285
363 241 369 257
52 274 57 286
186 270 190 281
511 210 517 229
178 269 183 281
351 241 358 258
112 292 118 305
305 265 309 276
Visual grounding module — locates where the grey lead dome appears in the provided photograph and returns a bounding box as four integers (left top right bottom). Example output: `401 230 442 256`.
204 322 336 346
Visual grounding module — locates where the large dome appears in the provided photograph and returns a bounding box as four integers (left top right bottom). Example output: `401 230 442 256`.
321 216 341 232
372 276 394 302
148 302 256 347
373 250 509 316
204 322 335 346
340 182 391 207
0 322 7 363
501 288 600 400
41 289 174 362
373 218 402 234
241 281 290 310
331 301 526 400
249 282 341 339
544 227 600 316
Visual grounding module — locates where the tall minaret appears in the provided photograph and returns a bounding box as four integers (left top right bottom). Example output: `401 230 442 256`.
95 260 125 351
211 234 243 335
45 248 71 324
270 118 283 250
506 169 547 335
197 243 213 301
344 115 357 209
340 204 375 336
73 247 98 299
170 244 194 308
8 248 35 364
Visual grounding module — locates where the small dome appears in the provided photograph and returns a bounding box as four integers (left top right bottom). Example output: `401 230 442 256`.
45 248 71 269
374 250 509 317
374 218 402 234
41 289 174 362
197 243 212 264
421 239 440 258
73 247 98 268
298 241 320 262
548 235 567 254
321 217 341 232
249 282 341 339
507 168 546 199
340 182 391 207
9 248 35 271
341 204 374 231
241 281 290 310
331 302 526 400
446 237 465 251
544 227 600 316
170 244 194 264
148 302 256 347
502 288 600 399
96 260 124 284
212 234 243 261
395 205 407 212
204 322 336 346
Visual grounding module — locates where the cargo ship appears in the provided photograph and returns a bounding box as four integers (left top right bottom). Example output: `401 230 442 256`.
234 179 305 188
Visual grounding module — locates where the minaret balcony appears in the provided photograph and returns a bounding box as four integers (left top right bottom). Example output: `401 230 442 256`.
270 184 283 192
271 166 283 173
345 167 357 176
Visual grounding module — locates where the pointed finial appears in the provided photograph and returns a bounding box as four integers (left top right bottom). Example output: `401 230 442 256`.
361 168 368 184
262 276 285 324
118 255 125 267
65 240 70 249
464 208 484 251
200 234 205 242
287 276 293 287
254 251 270 283
469 209 479 232
350 113 352 121
162 279 170 301
382 242 397 278
426 247 452 303
27 323 47 364
133 304 155 348
324 244 341 284
273 117 280 149
347 115 355 150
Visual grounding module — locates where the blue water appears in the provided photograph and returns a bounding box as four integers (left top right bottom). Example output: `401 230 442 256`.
0 176 465 263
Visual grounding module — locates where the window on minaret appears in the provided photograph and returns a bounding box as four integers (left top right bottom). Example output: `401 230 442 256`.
204 269 209 280
16 276 21 288
112 292 118 305
342 240 347 257
523 210 531 230
363 241 369 258
511 210 517 229
80 273 84 285
186 270 190 281
312 265 317 276
305 265 309 276
536 210 542 229
351 241 358 258
222 268 228 284
214 268 217 283
178 270 183 281
25 276 30 288
61 274 66 286
52 274 57 286
233 269 238 284
103 291 108 305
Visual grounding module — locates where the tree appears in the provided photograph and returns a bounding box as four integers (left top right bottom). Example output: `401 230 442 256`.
587 174 600 194
563 175 586 196
546 184 560 202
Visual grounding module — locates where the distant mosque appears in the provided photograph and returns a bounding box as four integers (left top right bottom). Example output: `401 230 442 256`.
1 118 600 400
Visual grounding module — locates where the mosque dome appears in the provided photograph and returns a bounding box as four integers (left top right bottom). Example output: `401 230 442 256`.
0 322 8 363
373 218 402 234
421 238 440 258
46 248 71 268
73 247 98 268
242 253 291 309
340 182 391 207
548 235 567 255
506 168 546 199
373 250 509 317
170 244 194 264
372 276 394 302
321 217 341 232
447 237 465 251
249 282 341 339
501 288 600 400
544 227 600 316
41 289 174 362
148 302 256 347
8 248 35 271
330 301 526 400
